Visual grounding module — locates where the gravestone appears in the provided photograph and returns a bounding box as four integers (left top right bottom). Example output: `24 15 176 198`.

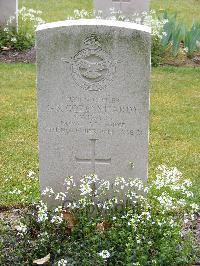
36 19 150 202
0 0 18 28
94 0 149 18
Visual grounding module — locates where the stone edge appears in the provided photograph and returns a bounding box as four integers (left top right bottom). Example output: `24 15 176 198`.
36 19 151 34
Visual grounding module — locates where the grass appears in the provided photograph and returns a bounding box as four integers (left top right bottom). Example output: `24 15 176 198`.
0 64 39 206
18 0 200 26
151 0 200 26
19 0 93 23
149 67 200 199
0 64 199 206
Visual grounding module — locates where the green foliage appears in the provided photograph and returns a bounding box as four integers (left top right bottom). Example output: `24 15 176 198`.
161 12 200 57
0 168 199 265
162 13 185 56
151 35 165 67
0 7 44 51
185 22 200 58
0 27 34 51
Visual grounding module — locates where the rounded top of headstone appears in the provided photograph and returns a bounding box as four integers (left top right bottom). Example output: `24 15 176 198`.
36 19 151 34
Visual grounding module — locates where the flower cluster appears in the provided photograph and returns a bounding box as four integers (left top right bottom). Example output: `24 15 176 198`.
57 259 68 266
18 7 45 29
27 170 37 179
2 169 39 205
36 201 48 223
66 9 167 40
14 222 27 236
98 250 110 259
65 8 168 67
51 206 64 224
149 165 198 216
0 7 45 51
9 188 22 195
2 166 198 265
40 166 199 226
42 186 54 197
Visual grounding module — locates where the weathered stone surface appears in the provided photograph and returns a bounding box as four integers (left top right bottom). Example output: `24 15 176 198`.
0 0 18 27
36 20 150 201
94 0 149 18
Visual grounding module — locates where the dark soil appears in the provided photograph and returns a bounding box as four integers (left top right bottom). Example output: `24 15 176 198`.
162 55 200 67
0 47 36 63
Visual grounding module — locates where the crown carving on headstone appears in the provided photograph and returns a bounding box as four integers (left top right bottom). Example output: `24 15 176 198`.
84 35 101 49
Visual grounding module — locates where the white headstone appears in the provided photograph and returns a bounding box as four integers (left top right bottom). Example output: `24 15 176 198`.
36 19 150 203
0 0 18 28
94 0 149 18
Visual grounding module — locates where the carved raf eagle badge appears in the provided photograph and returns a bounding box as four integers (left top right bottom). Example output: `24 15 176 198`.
62 35 116 91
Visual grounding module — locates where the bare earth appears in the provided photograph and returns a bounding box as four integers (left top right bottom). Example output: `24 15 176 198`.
0 48 200 67
0 47 36 63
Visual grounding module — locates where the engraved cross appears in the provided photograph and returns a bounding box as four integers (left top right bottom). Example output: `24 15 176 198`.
75 139 111 173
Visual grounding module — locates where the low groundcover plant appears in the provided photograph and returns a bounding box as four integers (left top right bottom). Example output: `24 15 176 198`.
0 7 45 51
0 166 199 265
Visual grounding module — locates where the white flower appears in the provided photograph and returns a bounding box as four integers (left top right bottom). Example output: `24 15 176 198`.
27 170 36 178
7 16 15 24
38 231 49 240
9 188 22 195
140 211 151 220
11 37 17 43
36 201 48 223
114 176 128 189
99 180 110 191
64 176 74 190
54 206 63 213
129 178 143 190
57 259 68 266
4 176 13 182
177 199 186 207
51 214 63 224
18 7 45 27
156 193 173 209
15 222 27 235
55 192 66 201
98 250 110 259
183 179 192 187
184 191 194 198
81 174 99 184
184 217 189 224
42 187 54 197
29 8 37 13
190 203 199 212
80 183 93 196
